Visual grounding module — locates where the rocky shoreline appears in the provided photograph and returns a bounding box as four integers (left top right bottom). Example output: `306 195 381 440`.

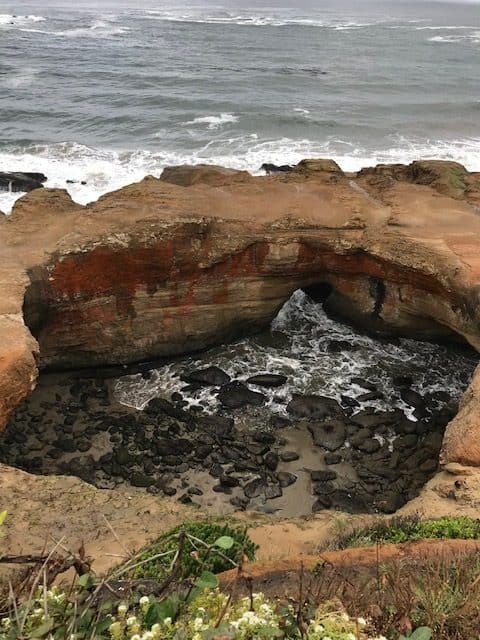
0 330 465 516
2 157 480 522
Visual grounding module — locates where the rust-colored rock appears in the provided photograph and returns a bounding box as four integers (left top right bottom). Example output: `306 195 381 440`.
2 159 480 469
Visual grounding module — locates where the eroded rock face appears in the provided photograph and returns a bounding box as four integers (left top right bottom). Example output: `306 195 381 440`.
2 160 480 469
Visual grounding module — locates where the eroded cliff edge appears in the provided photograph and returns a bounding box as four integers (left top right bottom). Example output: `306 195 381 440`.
1 159 480 466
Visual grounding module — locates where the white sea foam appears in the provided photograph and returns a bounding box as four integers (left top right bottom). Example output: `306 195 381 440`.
2 136 480 215
143 10 381 29
114 290 476 419
183 113 239 129
0 14 45 26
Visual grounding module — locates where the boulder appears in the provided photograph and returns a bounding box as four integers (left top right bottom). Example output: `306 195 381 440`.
217 382 266 409
308 420 346 451
180 366 230 386
246 373 287 388
0 172 47 193
287 394 343 420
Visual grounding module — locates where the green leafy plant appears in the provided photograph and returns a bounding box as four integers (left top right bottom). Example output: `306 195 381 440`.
131 520 257 581
331 516 480 549
400 627 432 640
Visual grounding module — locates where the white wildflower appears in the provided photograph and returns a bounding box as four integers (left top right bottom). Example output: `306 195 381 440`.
193 617 204 631
117 603 128 616
357 617 367 626
126 616 138 627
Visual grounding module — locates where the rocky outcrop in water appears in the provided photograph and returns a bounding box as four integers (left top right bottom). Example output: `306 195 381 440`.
1 159 480 469
0 172 47 193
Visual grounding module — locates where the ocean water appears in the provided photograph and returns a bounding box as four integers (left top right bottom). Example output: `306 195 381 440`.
114 290 478 420
1 0 480 213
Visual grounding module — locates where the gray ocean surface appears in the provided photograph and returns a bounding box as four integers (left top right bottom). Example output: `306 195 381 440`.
1 0 479 212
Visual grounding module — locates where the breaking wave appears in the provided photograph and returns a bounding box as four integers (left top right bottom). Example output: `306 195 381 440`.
2 135 480 215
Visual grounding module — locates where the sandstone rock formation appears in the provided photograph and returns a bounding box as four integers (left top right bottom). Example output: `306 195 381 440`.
1 159 480 467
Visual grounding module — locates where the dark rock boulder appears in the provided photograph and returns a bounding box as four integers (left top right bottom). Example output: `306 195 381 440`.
280 450 300 462
287 394 343 420
310 469 337 482
350 377 377 391
217 382 266 409
244 476 266 499
0 172 47 193
324 452 342 465
181 366 230 387
400 388 426 409
265 484 283 499
246 373 287 388
308 420 346 451
276 471 297 488
261 163 294 174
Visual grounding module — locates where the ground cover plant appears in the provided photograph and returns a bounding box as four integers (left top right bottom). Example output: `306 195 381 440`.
331 516 480 549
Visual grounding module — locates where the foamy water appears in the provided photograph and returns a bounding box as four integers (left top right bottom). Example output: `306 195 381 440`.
114 291 477 420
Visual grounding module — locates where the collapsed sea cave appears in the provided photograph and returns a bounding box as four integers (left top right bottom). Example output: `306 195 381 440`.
1 287 477 517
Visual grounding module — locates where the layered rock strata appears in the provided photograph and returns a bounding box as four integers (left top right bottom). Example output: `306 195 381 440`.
1 160 480 466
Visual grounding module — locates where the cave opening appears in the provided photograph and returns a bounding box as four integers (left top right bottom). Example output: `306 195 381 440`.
1 287 478 517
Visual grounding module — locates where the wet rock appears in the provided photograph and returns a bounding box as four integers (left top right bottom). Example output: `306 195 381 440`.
350 428 372 448
329 489 371 513
77 439 91 453
0 171 47 193
350 410 397 429
180 366 231 387
400 388 425 409
197 415 234 438
308 420 346 451
253 431 276 445
341 395 360 408
310 469 337 482
394 434 418 450
230 495 249 510
287 394 343 420
219 474 240 488
423 431 444 452
265 484 283 500
356 391 384 402
178 494 192 504
357 438 382 454
55 438 76 453
350 377 377 391
312 496 332 511
145 398 190 422
392 375 414 388
324 452 342 465
280 450 300 462
276 471 297 488
327 340 355 353
376 492 403 514
419 458 438 473
264 451 279 471
217 382 266 409
163 486 177 497
313 481 335 495
244 476 266 499
114 446 135 466
213 484 232 494
130 472 155 488
246 374 287 388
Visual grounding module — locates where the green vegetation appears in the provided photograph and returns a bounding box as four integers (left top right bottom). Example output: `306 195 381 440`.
332 516 480 549
130 520 257 581
447 167 467 192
